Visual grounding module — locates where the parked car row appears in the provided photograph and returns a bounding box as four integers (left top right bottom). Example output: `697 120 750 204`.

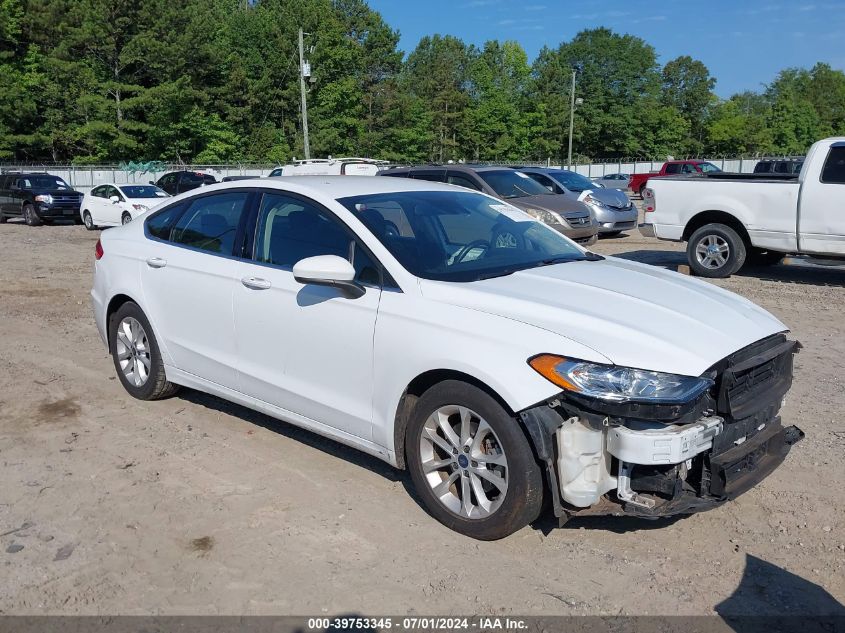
4 163 642 243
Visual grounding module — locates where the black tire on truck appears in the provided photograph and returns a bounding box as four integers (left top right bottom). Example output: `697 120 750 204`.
23 203 42 227
687 223 747 278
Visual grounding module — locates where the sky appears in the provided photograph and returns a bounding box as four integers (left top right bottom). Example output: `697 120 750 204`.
367 0 845 97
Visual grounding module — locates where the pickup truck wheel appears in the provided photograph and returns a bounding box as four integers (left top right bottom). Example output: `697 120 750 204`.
406 380 544 540
688 223 746 278
109 301 180 401
23 204 42 227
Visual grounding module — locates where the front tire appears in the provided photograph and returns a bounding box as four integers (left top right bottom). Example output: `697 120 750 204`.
23 204 42 227
687 223 747 278
121 211 132 225
82 210 97 231
406 380 544 540
109 301 179 400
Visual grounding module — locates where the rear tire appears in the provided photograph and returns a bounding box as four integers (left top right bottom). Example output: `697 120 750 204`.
23 204 41 227
406 380 544 540
109 301 180 401
687 223 747 278
82 210 97 231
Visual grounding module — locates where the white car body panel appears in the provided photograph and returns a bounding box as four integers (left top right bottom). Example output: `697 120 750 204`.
645 137 845 256
92 176 790 470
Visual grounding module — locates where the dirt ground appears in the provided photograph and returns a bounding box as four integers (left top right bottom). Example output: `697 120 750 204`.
0 212 842 617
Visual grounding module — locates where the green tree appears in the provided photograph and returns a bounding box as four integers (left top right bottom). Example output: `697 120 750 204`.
661 55 716 152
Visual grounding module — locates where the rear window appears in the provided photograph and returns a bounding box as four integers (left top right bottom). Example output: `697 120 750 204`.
821 146 845 184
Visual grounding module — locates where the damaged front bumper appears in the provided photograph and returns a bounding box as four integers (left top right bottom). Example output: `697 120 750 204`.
519 335 804 522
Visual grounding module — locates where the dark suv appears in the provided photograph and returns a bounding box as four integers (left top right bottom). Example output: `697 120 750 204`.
152 171 217 196
0 172 83 226
379 165 598 244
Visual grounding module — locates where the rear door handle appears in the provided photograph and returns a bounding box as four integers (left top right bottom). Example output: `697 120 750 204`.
241 276 271 290
146 257 167 269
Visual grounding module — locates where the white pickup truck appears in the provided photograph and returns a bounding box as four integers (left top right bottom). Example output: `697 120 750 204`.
640 137 845 277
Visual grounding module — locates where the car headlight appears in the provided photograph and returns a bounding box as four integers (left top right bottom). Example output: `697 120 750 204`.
132 204 149 213
582 194 607 209
529 355 713 404
525 208 564 225
35 194 53 204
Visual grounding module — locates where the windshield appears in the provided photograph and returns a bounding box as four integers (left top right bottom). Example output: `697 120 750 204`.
120 185 169 199
19 175 70 190
478 170 551 199
547 170 595 192
338 190 592 283
698 162 721 173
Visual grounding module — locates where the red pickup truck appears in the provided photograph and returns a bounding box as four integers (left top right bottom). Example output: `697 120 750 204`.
628 160 721 196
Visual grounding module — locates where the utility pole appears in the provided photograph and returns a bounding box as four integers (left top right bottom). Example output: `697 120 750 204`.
567 68 576 170
298 28 311 160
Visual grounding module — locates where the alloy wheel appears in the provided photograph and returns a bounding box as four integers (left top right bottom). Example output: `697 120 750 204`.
419 405 508 519
695 235 730 269
83 212 94 229
115 316 151 387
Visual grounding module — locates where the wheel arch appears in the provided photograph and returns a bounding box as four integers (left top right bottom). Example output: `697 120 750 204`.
391 368 517 470
682 210 751 246
105 293 137 354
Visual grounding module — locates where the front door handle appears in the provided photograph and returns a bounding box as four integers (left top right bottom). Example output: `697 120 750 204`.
241 276 271 290
146 257 167 269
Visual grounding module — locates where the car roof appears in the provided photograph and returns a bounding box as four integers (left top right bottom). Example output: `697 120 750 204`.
168 175 472 200
383 164 517 174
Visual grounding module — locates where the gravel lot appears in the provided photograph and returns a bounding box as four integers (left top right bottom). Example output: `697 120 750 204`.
0 215 842 616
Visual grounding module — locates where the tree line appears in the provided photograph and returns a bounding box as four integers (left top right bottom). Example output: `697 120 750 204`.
1 0 844 165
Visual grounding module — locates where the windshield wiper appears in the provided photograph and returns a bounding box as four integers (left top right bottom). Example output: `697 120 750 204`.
538 252 604 266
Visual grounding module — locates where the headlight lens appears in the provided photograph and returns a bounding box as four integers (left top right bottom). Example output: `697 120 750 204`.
132 204 149 213
582 194 606 209
529 354 713 404
525 208 564 225
35 194 53 204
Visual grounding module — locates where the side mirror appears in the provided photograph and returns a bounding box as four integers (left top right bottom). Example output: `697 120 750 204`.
110 195 120 203
293 255 364 298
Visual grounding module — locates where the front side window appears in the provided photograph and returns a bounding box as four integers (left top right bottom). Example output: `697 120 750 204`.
339 190 591 283
821 146 845 184
478 170 551 199
698 162 721 173
524 173 560 193
681 164 697 174
91 185 106 198
170 192 248 255
254 193 378 284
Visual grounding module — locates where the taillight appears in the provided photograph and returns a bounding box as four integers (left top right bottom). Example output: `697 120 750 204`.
642 188 656 214
94 238 104 260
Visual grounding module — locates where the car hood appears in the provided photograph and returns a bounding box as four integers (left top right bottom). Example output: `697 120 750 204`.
508 194 589 216
418 257 787 377
589 188 631 208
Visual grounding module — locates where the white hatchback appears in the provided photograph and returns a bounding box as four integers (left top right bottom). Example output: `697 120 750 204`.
91 177 803 540
82 183 170 229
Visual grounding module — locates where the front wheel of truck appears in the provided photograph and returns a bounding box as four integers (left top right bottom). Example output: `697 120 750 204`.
688 223 747 278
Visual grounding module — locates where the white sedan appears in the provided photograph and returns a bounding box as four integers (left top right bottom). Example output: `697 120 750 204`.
81 183 170 229
90 177 802 540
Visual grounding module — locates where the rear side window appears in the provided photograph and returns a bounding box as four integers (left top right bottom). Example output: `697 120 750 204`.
170 192 249 255
821 147 845 184
146 203 187 240
664 163 681 174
